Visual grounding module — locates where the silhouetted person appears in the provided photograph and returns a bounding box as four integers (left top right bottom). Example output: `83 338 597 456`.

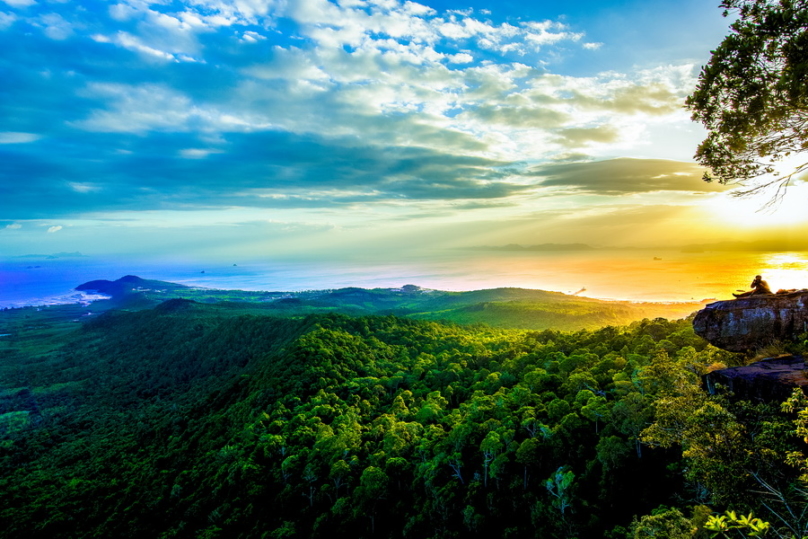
733 275 772 298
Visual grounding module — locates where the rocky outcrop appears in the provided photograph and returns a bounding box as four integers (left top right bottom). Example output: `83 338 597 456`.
693 291 808 353
704 355 808 402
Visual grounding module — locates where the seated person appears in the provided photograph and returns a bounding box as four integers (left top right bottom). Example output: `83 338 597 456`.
733 275 773 298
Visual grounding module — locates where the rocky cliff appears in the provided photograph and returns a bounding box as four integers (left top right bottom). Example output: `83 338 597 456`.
693 291 808 353
704 355 808 402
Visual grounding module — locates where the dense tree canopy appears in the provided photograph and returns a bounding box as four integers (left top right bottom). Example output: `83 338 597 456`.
687 0 808 197
3 299 808 539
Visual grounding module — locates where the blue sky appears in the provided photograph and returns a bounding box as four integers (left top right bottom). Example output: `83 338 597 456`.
2 0 805 264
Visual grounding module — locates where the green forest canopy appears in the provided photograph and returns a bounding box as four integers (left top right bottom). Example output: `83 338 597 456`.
2 298 808 538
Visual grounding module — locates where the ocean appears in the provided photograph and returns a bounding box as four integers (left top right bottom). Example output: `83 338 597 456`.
2 250 808 308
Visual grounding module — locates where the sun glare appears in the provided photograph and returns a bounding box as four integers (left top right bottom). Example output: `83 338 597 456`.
761 253 808 291
707 184 808 228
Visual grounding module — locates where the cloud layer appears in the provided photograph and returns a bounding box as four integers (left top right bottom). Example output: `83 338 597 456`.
0 0 743 258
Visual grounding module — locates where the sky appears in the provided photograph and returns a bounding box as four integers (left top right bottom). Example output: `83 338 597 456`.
2 0 808 273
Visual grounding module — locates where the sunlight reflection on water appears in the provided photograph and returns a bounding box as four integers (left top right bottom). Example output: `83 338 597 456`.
3 250 808 307
174 250 808 303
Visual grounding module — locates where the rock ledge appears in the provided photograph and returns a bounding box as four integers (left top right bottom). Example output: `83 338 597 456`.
693 291 808 352
704 355 808 402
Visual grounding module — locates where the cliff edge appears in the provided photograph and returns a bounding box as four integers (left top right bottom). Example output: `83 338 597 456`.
693 291 808 353
704 354 808 402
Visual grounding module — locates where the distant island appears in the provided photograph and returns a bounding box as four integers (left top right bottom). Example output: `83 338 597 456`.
76 275 193 297
13 251 88 259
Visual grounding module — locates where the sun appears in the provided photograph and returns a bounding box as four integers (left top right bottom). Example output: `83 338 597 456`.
705 183 808 229
761 253 808 291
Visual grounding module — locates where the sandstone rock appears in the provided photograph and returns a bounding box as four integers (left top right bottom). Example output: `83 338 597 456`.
692 291 808 352
704 355 808 402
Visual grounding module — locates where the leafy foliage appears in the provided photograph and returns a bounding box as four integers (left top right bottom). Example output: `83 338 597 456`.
704 510 771 537
687 0 808 197
0 299 804 538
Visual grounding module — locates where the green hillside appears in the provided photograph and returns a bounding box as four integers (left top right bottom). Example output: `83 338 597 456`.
74 276 705 331
1 300 805 538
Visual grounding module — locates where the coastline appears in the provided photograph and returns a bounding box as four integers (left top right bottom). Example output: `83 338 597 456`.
4 248 806 307
0 291 112 310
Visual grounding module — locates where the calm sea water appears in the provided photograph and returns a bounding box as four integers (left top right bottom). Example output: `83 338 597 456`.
2 250 808 308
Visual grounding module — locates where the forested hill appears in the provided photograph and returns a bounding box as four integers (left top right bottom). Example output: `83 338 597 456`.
76 275 707 332
3 300 805 538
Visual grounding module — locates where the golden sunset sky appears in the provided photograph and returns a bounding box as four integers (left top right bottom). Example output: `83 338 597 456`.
2 0 808 301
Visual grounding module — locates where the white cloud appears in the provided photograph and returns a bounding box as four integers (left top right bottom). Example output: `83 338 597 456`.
69 1 698 165
179 148 223 159
0 131 40 143
69 182 101 193
0 11 16 29
92 32 176 60
521 20 582 49
87 0 595 78
75 82 276 135
287 0 345 27
401 1 433 16
76 83 198 132
240 30 265 42
39 12 73 40
47 225 62 233
636 63 699 92
447 52 473 64
97 2 212 60
583 42 603 50
185 0 280 22
109 2 139 22
244 46 331 81
5 223 22 229
0 0 35 7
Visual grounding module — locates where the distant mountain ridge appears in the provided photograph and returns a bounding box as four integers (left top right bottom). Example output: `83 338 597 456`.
74 275 705 332
13 251 88 259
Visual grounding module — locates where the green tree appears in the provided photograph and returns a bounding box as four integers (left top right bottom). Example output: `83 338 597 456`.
687 0 808 197
631 506 694 539
329 459 351 496
353 466 389 533
545 466 575 517
612 392 653 458
480 431 503 488
516 437 542 489
641 392 753 504
596 435 630 473
581 395 610 433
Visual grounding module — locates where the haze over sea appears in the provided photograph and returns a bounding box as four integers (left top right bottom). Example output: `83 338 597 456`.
4 250 808 309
